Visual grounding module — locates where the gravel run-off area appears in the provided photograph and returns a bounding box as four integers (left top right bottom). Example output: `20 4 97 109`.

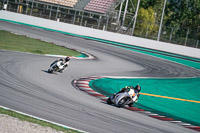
0 114 64 133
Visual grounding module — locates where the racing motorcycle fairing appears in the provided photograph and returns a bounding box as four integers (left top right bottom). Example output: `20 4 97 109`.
107 92 133 107
48 60 65 73
107 88 138 107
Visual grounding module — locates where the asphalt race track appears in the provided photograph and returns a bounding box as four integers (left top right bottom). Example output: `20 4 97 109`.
0 20 200 133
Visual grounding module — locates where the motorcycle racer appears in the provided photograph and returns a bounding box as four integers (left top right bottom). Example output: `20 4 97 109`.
50 57 70 73
116 84 141 107
58 57 70 73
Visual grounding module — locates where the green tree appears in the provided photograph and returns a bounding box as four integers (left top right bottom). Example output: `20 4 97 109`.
140 0 164 23
135 7 157 37
165 0 200 39
116 0 163 37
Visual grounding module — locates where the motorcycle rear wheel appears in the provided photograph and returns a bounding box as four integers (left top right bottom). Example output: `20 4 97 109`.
48 69 53 73
107 97 112 104
128 103 134 107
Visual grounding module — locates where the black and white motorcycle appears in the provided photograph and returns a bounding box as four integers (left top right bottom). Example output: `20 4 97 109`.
107 89 138 107
48 60 66 73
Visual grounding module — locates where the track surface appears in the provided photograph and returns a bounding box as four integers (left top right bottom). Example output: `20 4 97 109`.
0 21 200 133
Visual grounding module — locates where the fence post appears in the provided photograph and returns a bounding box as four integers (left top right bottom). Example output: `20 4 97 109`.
97 15 101 29
184 28 189 46
157 0 167 41
196 40 199 48
117 0 124 24
55 5 59 21
169 27 173 42
105 15 109 31
25 0 28 14
30 0 34 16
49 5 52 19
80 11 84 26
132 0 140 35
145 24 149 38
122 0 129 26
73 11 76 24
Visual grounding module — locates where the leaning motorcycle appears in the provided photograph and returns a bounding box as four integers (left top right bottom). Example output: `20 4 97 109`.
48 60 64 73
107 89 137 107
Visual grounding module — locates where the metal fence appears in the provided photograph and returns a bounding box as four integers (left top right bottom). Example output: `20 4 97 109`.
132 24 200 48
0 0 199 48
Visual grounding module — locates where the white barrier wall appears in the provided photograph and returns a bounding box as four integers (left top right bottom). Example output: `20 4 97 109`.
0 10 200 58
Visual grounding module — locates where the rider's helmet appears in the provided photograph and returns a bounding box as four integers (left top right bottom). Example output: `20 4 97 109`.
65 57 70 62
135 84 141 92
130 86 134 89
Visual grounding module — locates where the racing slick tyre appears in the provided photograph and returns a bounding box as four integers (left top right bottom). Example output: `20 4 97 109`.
48 69 53 73
128 102 134 107
118 97 126 107
107 97 112 105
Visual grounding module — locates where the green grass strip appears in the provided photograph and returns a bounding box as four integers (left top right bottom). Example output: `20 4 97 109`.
0 107 82 133
0 30 81 57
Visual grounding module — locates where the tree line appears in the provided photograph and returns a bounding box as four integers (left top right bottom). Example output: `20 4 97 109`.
119 0 200 42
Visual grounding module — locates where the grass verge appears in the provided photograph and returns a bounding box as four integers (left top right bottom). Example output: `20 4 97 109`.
0 30 81 56
0 107 82 133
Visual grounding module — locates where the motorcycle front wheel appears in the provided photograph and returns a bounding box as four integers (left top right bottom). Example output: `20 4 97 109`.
118 97 126 106
118 97 132 107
